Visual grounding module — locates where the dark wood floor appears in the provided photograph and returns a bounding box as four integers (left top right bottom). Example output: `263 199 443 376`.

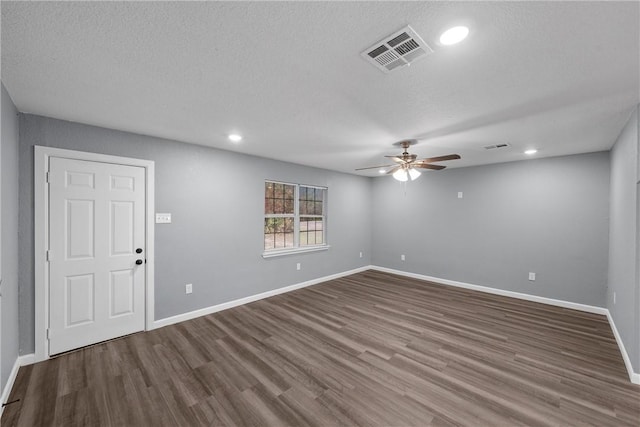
3 270 639 426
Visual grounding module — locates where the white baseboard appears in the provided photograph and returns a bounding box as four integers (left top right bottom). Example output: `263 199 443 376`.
1 354 36 417
606 311 640 384
371 265 639 384
370 266 608 315
153 265 372 329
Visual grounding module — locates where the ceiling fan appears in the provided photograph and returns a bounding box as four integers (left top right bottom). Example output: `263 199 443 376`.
356 139 461 181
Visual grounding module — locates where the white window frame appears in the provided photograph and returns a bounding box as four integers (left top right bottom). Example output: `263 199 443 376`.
262 181 329 258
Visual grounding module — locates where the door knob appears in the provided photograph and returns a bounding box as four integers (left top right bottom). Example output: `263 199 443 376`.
135 259 143 265
136 248 143 254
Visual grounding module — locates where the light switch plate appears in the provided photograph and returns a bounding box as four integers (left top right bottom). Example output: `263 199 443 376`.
156 213 172 224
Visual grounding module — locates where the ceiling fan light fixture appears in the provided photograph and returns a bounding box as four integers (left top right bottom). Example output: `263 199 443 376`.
393 168 409 182
408 168 421 181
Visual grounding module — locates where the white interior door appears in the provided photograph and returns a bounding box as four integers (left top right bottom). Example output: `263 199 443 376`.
48 157 146 355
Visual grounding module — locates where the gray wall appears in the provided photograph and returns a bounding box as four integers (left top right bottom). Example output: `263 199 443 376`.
18 114 372 354
607 105 639 372
1 83 20 391
371 152 610 307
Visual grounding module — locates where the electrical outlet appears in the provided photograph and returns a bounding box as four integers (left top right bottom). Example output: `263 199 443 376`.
401 254 405 261
613 292 616 305
296 263 301 271
185 283 193 294
458 192 463 199
155 213 172 224
359 252 363 258
528 272 536 281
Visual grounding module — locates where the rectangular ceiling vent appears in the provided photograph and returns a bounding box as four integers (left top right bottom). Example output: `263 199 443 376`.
361 25 433 73
484 143 511 150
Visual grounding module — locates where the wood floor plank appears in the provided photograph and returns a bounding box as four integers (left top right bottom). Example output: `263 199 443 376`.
3 269 639 426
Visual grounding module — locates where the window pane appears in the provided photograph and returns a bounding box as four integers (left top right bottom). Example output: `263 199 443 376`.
265 182 274 199
274 183 284 198
298 200 307 215
314 201 323 215
264 198 274 214
284 184 295 199
299 186 308 201
274 198 284 214
264 218 275 233
284 218 294 232
314 188 323 202
264 218 275 249
300 217 323 246
272 232 294 249
285 232 294 247
284 199 294 214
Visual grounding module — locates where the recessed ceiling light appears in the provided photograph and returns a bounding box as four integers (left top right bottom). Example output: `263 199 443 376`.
439 26 469 46
228 134 242 142
378 169 386 174
524 149 538 155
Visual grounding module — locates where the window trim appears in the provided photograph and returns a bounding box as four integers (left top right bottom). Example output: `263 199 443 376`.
262 180 328 257
261 244 330 259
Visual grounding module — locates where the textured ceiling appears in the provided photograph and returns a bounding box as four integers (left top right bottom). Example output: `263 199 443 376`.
2 1 639 175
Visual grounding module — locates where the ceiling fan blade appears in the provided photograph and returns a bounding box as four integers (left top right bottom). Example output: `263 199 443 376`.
355 164 393 171
414 163 446 170
386 166 401 175
384 156 407 164
417 154 461 163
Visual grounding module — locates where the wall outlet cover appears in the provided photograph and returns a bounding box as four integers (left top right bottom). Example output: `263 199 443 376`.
156 213 172 224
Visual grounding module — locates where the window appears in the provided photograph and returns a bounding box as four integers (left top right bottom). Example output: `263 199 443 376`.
264 181 327 254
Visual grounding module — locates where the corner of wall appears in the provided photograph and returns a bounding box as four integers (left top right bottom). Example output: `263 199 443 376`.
606 103 640 375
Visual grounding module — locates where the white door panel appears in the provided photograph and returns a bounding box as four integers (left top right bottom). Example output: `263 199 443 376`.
49 157 145 355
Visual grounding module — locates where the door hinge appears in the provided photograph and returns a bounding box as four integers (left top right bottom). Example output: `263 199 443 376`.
46 250 52 261
45 171 50 183
46 328 50 339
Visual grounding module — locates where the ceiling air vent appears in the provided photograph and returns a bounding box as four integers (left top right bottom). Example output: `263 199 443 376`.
484 143 511 150
361 25 433 73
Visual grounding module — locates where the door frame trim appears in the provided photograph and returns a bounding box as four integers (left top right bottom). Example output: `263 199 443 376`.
34 146 155 362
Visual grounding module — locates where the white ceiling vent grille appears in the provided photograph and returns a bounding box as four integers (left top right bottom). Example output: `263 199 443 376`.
361 25 433 73
483 143 511 150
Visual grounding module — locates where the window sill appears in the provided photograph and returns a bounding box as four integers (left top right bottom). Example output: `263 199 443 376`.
262 245 330 259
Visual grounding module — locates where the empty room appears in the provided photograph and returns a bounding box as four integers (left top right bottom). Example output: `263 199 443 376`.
1 1 639 426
